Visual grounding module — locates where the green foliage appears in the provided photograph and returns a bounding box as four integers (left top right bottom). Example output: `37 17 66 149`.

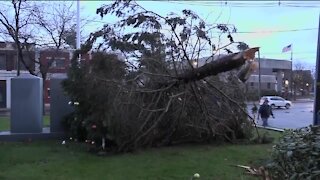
251 131 275 144
0 140 274 179
0 116 50 131
62 52 126 145
62 24 77 49
237 42 249 51
266 126 320 179
94 0 240 65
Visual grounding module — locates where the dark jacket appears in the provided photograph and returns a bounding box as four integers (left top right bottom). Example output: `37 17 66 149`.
259 104 273 118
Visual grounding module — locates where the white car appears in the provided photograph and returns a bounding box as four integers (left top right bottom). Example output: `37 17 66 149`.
259 96 292 109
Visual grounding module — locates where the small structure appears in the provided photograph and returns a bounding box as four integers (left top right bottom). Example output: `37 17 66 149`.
50 77 73 133
11 74 43 133
0 74 67 141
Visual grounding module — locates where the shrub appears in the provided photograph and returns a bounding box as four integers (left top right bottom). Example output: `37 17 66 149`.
62 52 126 149
266 126 320 179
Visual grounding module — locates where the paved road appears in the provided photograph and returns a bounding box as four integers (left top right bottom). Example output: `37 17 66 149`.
247 101 314 130
1 102 315 130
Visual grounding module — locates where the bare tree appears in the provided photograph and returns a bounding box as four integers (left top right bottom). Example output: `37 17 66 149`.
31 1 77 80
0 0 36 76
0 1 92 76
293 62 314 98
0 1 88 115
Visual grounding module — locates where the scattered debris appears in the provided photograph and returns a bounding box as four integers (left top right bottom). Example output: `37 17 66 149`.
233 165 271 180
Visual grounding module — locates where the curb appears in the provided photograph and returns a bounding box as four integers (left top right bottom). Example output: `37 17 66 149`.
292 100 314 103
256 125 284 132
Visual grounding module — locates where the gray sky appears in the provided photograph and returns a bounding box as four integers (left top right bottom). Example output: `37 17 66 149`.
80 1 320 69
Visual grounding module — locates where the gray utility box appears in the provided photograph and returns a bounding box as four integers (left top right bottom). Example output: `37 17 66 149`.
11 74 43 133
50 78 74 133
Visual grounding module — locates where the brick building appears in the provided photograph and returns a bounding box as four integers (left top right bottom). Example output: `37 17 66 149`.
0 42 35 108
0 41 91 108
40 49 91 103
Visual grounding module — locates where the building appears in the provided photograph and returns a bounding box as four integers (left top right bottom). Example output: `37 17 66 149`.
39 49 92 104
0 41 92 108
0 42 36 108
193 55 292 93
246 58 291 93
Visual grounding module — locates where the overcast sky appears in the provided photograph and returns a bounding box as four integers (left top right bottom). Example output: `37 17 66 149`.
81 1 320 69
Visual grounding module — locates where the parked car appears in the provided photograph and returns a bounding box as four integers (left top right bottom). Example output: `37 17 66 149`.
259 96 292 109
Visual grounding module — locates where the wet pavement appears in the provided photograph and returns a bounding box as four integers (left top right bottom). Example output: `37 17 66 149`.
247 101 314 129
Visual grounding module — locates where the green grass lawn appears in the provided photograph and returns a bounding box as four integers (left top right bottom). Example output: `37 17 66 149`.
0 129 281 180
0 116 50 131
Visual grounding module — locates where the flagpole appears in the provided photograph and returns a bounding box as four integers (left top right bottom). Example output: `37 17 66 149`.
77 0 81 63
290 46 294 100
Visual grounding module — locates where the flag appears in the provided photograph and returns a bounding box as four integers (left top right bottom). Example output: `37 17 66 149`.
282 44 292 53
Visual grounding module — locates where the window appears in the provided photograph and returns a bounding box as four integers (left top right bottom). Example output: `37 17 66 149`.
267 83 271 89
48 57 65 68
271 97 283 101
15 55 33 71
0 54 6 70
47 88 51 98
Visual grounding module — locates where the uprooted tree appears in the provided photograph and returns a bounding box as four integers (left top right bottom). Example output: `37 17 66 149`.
63 0 259 153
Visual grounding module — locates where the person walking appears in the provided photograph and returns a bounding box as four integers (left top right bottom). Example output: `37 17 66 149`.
258 99 274 127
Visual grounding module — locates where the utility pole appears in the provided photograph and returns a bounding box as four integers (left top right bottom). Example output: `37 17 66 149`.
314 14 320 125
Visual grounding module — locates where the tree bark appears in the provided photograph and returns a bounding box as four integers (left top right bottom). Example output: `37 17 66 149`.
175 47 259 84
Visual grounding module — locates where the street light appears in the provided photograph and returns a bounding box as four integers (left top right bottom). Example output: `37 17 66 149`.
285 80 289 86
192 61 198 67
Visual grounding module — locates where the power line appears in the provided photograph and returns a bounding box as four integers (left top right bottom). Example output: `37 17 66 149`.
165 1 277 8
1 2 318 35
207 27 318 34
235 28 318 34
166 1 320 8
261 51 316 55
86 18 319 34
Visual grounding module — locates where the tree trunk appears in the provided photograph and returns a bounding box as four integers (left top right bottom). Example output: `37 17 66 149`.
41 72 47 115
175 47 259 85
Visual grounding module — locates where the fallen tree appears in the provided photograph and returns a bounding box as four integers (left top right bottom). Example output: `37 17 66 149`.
63 0 259 153
176 48 258 84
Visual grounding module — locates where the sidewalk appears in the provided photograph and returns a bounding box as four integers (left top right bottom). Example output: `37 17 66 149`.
247 98 314 105
292 98 314 103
